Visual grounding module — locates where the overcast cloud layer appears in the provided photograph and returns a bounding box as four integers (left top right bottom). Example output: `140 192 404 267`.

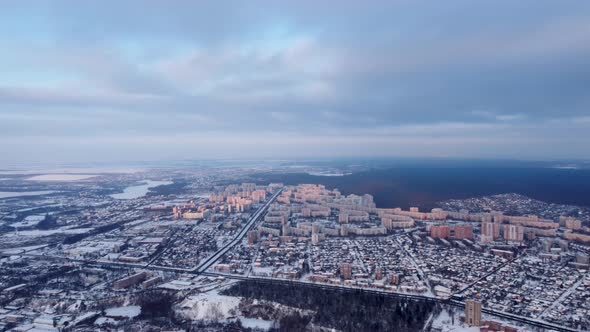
1 0 589 163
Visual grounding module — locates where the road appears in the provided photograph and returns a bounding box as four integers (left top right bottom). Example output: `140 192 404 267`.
200 271 580 332
19 187 580 332
23 188 283 274
193 188 282 273
24 250 580 332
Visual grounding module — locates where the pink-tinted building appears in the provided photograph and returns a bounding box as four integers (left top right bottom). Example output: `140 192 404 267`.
340 262 352 280
430 225 451 239
503 224 524 242
481 222 501 242
453 225 474 240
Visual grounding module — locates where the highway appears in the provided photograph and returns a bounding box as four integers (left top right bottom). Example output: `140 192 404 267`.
20 188 283 275
30 251 579 332
193 188 282 273
19 186 580 332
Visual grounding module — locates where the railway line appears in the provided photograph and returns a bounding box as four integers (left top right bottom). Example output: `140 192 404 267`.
201 271 578 332
19 186 579 332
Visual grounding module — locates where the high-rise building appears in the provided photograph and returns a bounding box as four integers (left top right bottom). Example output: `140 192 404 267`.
251 189 267 202
503 224 524 242
389 274 400 285
453 225 473 240
172 206 182 219
481 222 501 243
340 262 352 280
340 224 349 236
311 224 320 234
564 217 582 230
282 224 290 236
491 211 504 223
339 213 349 223
375 267 383 280
247 230 259 245
430 225 451 239
465 300 482 326
311 233 320 245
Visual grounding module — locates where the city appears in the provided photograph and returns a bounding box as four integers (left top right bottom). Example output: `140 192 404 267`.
2 1 590 331
0 167 588 331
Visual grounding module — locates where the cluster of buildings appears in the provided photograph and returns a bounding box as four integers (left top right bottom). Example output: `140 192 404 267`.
243 185 590 253
208 183 590 330
462 251 588 328
173 183 269 220
1 173 589 331
154 223 233 269
249 234 307 279
399 235 509 294
542 273 590 330
463 300 520 332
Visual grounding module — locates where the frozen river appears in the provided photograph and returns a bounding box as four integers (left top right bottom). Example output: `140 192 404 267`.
110 180 172 199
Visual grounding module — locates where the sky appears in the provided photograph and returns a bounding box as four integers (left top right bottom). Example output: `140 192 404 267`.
1 0 589 164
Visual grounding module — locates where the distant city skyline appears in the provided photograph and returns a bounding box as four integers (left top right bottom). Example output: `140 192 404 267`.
1 1 589 163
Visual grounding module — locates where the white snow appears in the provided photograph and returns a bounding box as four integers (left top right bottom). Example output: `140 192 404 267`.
95 317 117 325
0 191 57 199
104 305 141 318
4 227 93 237
179 290 241 321
239 317 273 330
110 180 172 199
26 174 97 181
10 215 45 228
0 244 48 255
431 309 480 332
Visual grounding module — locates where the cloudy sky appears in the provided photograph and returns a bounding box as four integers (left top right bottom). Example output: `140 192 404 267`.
1 0 589 164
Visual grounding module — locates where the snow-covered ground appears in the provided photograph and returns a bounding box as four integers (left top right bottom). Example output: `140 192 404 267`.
0 190 57 199
239 317 273 330
0 244 49 255
26 174 98 181
430 307 532 332
3 227 93 237
179 290 241 321
110 180 172 199
95 317 118 326
10 215 45 228
0 167 142 175
105 305 141 318
430 309 480 332
177 285 311 331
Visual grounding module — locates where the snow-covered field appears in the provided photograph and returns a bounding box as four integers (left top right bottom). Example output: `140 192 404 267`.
179 290 241 321
177 287 306 331
10 215 45 228
0 244 49 255
26 174 98 181
0 191 57 199
4 227 93 237
95 317 118 326
240 317 273 330
105 305 141 318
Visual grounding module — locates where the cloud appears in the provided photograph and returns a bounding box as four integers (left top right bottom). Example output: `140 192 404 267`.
471 110 526 122
0 86 167 108
0 0 590 162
